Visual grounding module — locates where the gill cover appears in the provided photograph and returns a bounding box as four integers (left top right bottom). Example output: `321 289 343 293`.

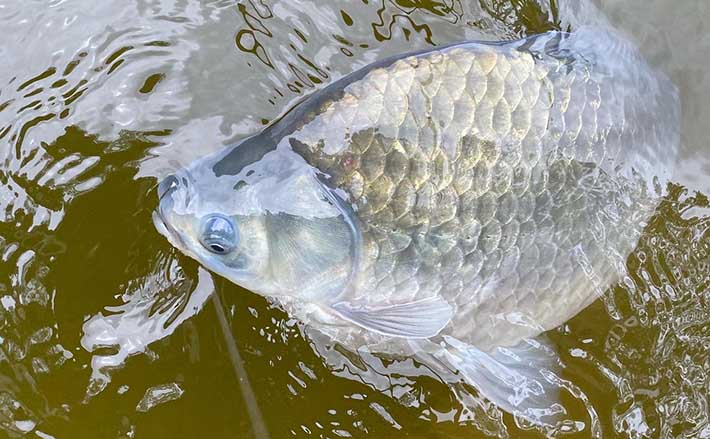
214 142 362 301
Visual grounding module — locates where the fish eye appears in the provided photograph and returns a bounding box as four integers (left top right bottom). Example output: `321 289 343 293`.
199 214 238 255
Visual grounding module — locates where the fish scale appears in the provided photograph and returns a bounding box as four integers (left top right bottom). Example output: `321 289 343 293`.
156 29 678 361
286 30 678 351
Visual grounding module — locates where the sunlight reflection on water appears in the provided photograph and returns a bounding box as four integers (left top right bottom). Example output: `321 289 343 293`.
0 0 707 437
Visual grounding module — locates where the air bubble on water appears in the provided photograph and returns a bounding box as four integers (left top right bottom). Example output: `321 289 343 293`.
14 419 36 433
118 385 129 395
1 295 16 310
570 348 587 358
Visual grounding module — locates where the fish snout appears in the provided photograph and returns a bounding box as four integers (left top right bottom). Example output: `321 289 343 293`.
155 173 190 248
156 171 193 224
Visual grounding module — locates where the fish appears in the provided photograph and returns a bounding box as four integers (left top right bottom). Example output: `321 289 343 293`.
154 28 679 424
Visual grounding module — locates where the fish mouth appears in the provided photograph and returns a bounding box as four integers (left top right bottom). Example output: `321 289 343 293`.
152 209 170 239
153 206 190 253
153 176 188 250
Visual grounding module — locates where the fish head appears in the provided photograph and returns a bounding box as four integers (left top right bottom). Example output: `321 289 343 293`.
154 163 270 293
154 138 358 301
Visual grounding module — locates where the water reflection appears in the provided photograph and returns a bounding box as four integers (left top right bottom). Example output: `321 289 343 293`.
0 0 707 437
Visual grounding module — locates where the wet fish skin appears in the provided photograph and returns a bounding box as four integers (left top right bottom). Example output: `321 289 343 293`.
156 29 679 353
154 27 679 421
279 29 678 350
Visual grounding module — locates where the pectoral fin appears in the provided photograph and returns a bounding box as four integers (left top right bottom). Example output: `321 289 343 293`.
330 297 453 338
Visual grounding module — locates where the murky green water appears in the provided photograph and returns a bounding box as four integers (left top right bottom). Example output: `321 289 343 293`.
0 0 708 437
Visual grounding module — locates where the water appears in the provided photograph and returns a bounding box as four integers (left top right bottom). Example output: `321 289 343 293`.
0 0 707 437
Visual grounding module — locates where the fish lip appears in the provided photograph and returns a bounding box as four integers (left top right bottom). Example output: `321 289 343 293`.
153 206 176 240
152 209 170 239
154 183 189 251
153 208 190 253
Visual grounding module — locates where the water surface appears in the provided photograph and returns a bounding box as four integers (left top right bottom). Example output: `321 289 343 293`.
0 0 708 437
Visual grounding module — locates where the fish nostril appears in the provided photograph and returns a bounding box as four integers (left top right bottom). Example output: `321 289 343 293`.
158 174 179 200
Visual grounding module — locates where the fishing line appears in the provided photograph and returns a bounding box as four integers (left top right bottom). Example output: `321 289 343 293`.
211 289 269 439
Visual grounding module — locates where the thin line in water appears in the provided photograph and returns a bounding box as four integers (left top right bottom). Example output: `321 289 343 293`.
211 290 270 439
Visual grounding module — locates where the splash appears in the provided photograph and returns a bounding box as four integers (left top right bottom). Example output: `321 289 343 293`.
80 263 214 399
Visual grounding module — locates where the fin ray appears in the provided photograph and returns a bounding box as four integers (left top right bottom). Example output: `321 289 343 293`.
435 336 567 426
331 297 453 338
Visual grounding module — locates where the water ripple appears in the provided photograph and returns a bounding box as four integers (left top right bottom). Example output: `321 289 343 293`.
0 0 708 437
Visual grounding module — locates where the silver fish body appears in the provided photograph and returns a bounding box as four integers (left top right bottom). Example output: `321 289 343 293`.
280 30 679 351
155 28 679 418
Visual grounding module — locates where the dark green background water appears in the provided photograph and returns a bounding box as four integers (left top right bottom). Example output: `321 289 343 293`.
0 1 708 438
